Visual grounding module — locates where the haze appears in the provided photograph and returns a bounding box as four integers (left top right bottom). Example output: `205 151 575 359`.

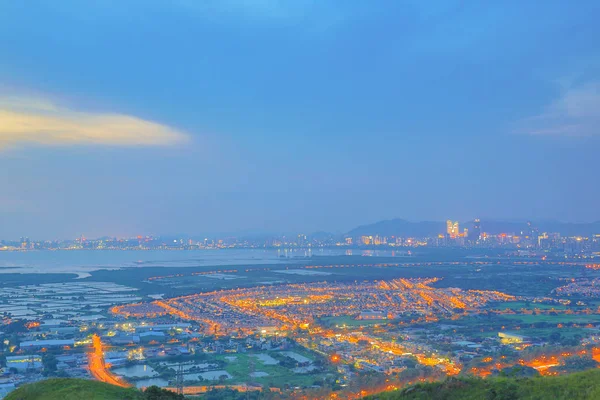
1 0 599 239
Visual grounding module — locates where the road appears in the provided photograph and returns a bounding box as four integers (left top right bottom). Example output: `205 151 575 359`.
88 334 131 388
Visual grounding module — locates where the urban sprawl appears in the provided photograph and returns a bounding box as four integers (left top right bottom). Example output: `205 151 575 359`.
1 220 600 399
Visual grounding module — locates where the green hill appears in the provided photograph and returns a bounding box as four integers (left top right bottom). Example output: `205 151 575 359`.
4 378 183 400
8 371 600 400
5 379 141 400
366 369 600 400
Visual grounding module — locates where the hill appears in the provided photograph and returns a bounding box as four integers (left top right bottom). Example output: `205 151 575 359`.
4 378 182 400
365 369 600 400
8 371 600 400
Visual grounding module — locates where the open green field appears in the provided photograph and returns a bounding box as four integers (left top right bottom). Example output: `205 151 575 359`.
213 351 326 389
490 301 567 311
438 313 598 342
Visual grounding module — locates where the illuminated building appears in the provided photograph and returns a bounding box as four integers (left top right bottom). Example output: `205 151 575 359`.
498 332 527 344
446 220 459 239
471 219 481 241
297 234 307 246
358 310 387 320
6 355 42 371
258 326 279 336
20 237 30 249
538 232 549 248
20 339 75 350
593 235 600 252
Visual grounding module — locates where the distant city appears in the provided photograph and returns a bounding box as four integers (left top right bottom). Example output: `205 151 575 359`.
3 218 600 398
3 0 599 398
2 218 599 260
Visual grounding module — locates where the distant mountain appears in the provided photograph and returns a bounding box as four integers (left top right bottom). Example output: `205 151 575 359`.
347 219 445 237
347 218 600 237
310 231 336 240
539 221 600 236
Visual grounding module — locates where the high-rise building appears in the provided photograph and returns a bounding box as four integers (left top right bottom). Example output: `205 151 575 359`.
471 219 481 241
446 220 459 239
297 234 307 246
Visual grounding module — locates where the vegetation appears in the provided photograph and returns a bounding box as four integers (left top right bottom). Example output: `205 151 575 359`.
200 388 261 400
366 369 600 400
10 370 600 400
5 379 183 400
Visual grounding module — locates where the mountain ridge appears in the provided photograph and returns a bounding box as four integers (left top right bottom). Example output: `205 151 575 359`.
346 218 600 237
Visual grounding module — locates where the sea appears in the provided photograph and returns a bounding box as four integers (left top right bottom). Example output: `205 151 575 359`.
0 248 405 278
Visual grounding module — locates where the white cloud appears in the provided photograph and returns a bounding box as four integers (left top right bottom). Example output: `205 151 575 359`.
0 94 189 149
520 81 600 137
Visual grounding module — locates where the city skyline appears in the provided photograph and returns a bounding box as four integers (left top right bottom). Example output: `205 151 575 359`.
1 216 600 243
3 2 600 399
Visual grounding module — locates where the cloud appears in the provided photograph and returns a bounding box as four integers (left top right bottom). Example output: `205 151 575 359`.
519 81 600 137
0 94 189 149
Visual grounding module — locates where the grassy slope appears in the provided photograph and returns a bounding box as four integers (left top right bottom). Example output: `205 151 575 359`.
367 369 600 400
5 378 143 400
8 370 600 400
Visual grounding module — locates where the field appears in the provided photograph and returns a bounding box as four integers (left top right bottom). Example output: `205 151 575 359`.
212 351 327 388
438 310 600 342
491 301 567 311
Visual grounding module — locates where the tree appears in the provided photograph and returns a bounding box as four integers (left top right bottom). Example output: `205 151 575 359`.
549 331 562 342
487 381 519 400
42 354 58 376
403 356 418 368
5 320 27 334
499 365 539 378
219 374 229 384
557 355 599 373
143 386 184 400
55 369 70 378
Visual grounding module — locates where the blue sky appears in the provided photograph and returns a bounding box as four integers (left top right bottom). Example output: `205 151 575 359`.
1 0 599 238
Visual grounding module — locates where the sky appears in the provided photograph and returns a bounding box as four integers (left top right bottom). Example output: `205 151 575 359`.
1 0 599 239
